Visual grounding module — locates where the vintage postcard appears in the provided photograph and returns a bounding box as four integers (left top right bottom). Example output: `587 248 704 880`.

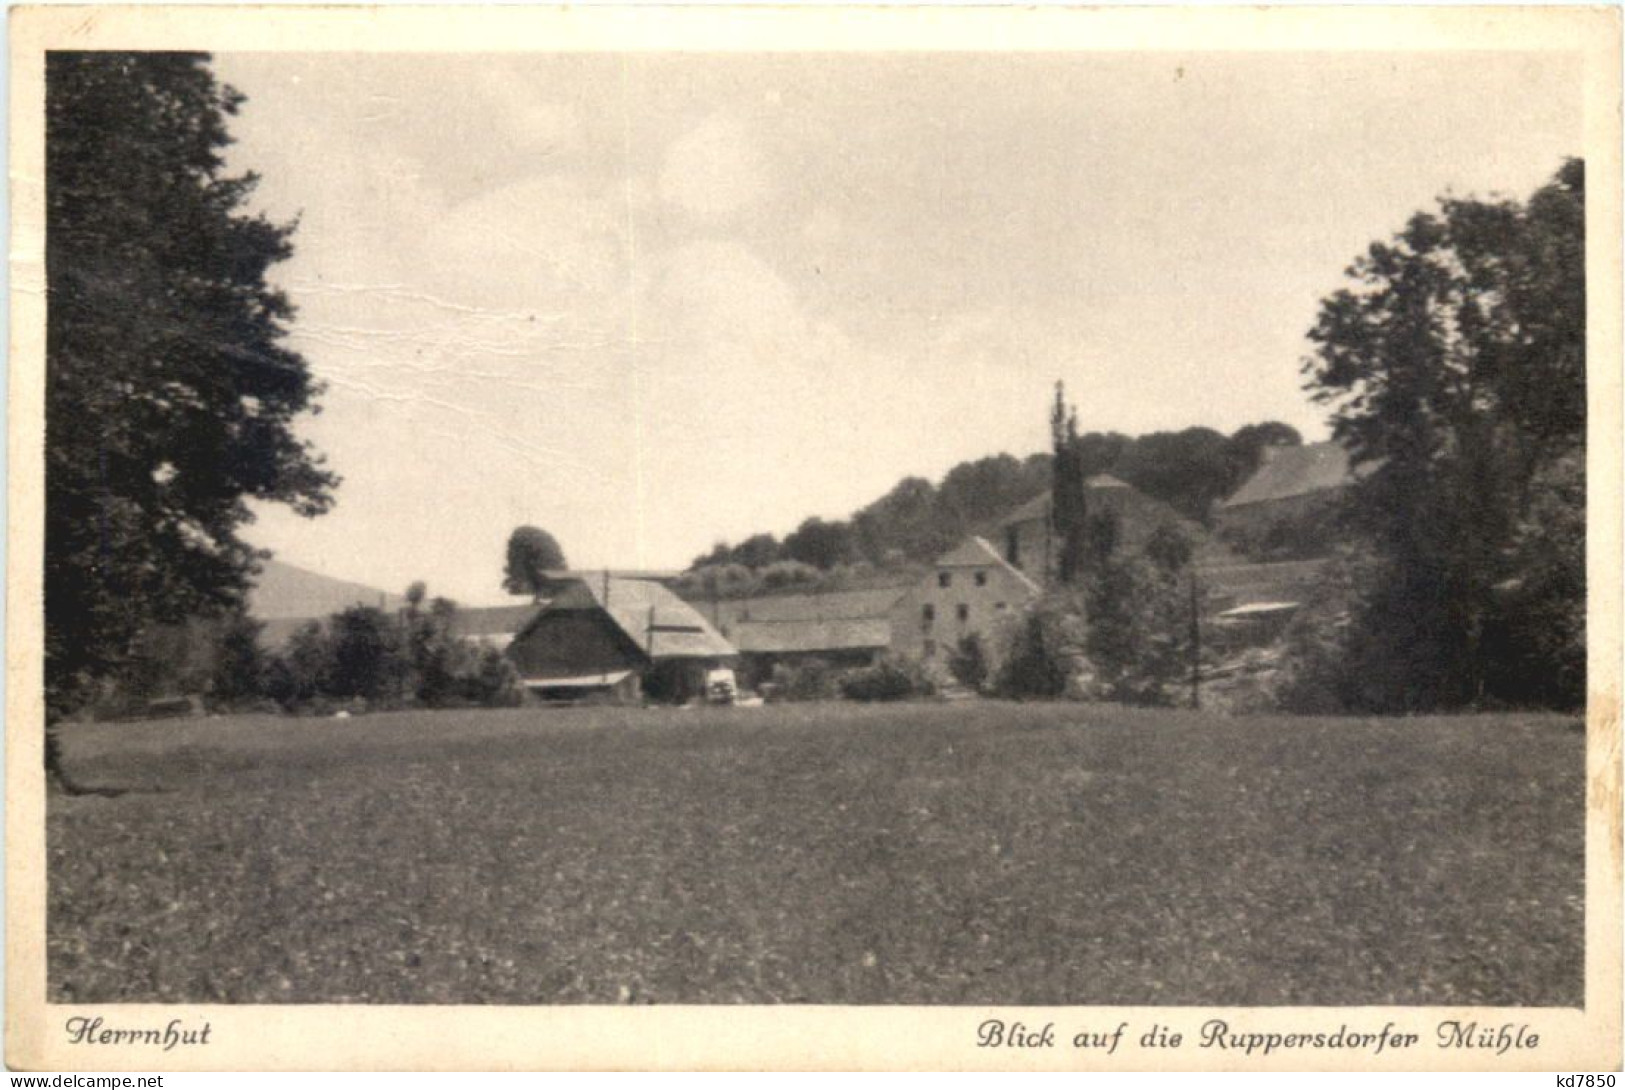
7 3 1622 1072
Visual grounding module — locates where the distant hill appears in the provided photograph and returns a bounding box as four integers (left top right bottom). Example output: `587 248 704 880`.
690 420 1302 576
247 558 403 620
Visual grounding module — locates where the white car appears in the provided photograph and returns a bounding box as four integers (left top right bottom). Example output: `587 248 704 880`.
704 667 739 704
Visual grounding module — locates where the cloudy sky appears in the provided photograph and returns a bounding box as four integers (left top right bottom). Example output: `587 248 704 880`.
215 50 1581 604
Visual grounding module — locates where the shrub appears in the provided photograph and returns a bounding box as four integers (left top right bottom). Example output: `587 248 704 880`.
326 606 409 704
1273 549 1380 714
265 621 331 708
840 656 937 702
1084 554 1191 706
760 559 819 591
465 647 525 707
209 613 268 708
1145 523 1193 573
767 659 841 702
995 595 1089 699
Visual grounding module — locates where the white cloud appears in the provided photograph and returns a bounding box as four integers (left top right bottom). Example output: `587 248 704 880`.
657 114 772 224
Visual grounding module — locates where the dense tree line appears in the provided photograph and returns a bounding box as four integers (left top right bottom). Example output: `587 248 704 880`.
690 421 1301 578
263 589 522 713
74 585 523 719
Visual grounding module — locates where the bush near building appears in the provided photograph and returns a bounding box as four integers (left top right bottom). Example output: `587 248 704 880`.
840 657 938 702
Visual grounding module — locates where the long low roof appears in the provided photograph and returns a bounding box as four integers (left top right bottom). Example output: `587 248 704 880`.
690 586 904 655
701 586 906 626
524 670 635 689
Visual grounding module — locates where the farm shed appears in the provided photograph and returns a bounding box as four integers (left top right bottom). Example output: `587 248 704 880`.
731 617 894 687
693 587 904 688
506 575 736 703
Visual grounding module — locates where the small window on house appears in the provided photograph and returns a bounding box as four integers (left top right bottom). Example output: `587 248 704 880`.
975 570 988 587
922 604 935 623
923 639 937 658
938 571 952 588
956 603 970 622
995 601 1008 611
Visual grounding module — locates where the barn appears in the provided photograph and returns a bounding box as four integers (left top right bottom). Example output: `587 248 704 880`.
693 587 903 689
505 575 737 703
1214 440 1374 549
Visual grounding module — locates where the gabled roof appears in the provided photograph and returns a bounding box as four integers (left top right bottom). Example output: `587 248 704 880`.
933 534 1008 568
931 535 1042 595
527 577 736 659
1220 441 1372 509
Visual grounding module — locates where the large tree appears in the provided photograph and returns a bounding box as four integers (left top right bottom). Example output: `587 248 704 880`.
502 525 568 598
1300 159 1585 710
46 54 336 732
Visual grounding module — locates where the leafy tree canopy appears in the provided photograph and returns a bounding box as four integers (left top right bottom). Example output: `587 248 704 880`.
46 53 337 721
1298 158 1585 710
502 525 568 598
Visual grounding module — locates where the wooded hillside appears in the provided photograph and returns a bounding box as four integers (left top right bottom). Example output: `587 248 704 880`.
690 421 1302 576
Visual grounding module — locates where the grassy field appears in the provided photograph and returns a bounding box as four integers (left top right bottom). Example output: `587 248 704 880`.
48 701 1583 1005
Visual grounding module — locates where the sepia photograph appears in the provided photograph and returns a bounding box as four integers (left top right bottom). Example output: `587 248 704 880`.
7 3 1621 1073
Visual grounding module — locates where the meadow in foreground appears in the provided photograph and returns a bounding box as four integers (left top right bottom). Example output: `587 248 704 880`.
48 702 1583 1005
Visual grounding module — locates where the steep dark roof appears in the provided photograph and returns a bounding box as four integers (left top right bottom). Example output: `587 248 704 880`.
529 577 736 659
1220 441 1371 509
